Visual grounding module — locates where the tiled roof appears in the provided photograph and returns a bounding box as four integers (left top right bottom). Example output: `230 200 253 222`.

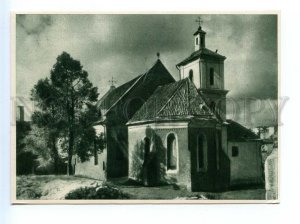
127 78 217 124
226 119 260 141
177 48 226 67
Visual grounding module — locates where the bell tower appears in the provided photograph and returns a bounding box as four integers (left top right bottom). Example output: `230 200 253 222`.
194 26 206 51
194 17 206 51
176 20 228 120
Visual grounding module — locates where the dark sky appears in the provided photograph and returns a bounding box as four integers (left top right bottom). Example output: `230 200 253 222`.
16 14 278 100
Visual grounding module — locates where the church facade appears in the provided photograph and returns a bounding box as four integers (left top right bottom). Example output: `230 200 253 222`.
74 25 264 192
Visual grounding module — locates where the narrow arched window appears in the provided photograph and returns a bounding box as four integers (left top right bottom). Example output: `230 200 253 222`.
144 137 150 162
209 68 214 85
189 69 194 82
167 133 177 170
197 134 207 171
196 37 198 45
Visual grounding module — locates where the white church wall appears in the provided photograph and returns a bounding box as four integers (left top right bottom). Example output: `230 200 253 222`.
128 122 191 188
180 59 201 88
74 149 107 180
74 124 107 180
200 60 224 89
228 141 263 186
179 58 224 90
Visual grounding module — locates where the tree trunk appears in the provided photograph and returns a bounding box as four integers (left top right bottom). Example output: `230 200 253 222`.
67 99 75 175
51 136 59 175
67 129 74 175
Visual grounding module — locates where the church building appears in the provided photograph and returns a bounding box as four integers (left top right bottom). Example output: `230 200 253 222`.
74 24 264 192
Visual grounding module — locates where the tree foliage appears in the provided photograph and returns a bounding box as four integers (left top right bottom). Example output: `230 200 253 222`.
23 125 66 174
31 52 100 174
16 121 35 175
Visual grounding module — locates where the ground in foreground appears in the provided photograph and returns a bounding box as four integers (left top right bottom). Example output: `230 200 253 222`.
16 175 266 200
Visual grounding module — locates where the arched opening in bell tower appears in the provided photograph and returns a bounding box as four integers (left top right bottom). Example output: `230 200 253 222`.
189 69 194 82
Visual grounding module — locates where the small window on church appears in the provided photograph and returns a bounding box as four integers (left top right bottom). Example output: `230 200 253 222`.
232 146 239 157
189 69 193 82
210 68 214 85
196 37 198 45
167 133 177 171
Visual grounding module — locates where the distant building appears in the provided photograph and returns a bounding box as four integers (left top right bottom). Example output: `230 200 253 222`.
15 96 34 122
74 24 264 191
253 125 278 162
16 106 25 122
253 126 277 141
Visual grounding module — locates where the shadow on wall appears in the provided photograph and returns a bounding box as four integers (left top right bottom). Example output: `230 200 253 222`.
217 148 231 191
130 126 172 187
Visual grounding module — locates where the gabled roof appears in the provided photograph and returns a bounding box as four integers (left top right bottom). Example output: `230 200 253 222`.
226 119 260 141
176 48 226 67
127 78 218 125
96 75 141 112
96 59 175 120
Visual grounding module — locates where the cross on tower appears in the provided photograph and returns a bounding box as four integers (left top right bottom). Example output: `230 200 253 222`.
195 16 203 27
108 76 117 87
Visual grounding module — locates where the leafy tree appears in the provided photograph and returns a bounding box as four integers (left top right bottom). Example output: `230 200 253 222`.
31 78 65 174
31 52 99 175
23 125 58 174
16 120 35 175
16 121 31 154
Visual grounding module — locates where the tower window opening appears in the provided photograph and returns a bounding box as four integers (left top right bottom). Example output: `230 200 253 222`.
196 37 198 45
200 37 204 47
189 69 194 82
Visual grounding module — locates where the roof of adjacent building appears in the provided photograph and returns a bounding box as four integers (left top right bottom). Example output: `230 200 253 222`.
226 119 260 141
96 59 175 120
127 78 219 125
176 48 226 67
96 75 141 112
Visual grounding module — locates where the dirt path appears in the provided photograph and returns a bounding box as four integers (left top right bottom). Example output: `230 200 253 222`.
16 175 103 200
